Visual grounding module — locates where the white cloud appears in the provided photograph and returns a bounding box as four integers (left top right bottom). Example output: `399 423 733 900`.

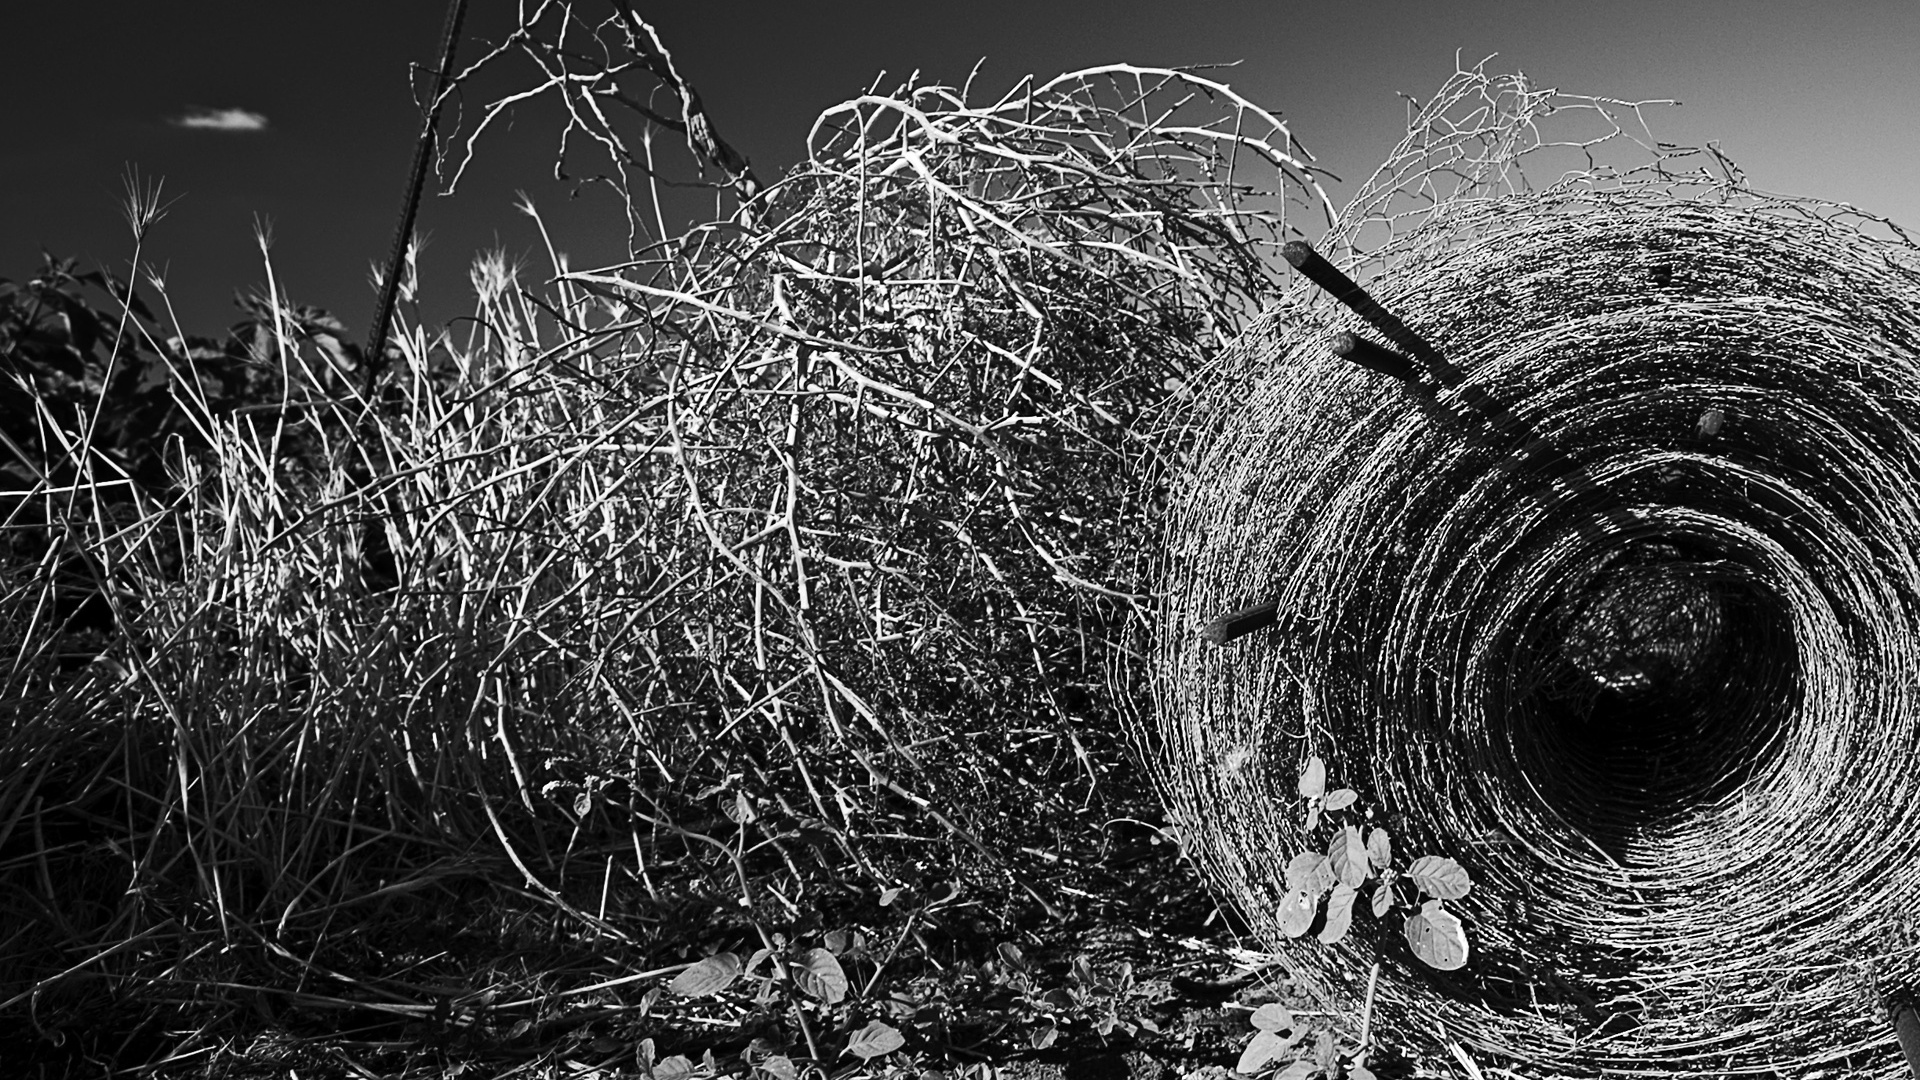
171 107 269 132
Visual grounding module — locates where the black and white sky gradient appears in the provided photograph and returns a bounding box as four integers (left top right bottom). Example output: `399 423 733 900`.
4 0 1916 338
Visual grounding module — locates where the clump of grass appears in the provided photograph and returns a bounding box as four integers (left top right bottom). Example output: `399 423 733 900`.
2 9 1335 1070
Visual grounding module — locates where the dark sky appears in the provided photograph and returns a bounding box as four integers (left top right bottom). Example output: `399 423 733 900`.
4 1 1916 340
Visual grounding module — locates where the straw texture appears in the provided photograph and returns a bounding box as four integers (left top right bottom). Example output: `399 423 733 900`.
1146 66 1920 1077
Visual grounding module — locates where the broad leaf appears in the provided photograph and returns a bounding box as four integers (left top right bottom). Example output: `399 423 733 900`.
654 1057 695 1080
1285 852 1329 894
845 1020 905 1061
1278 886 1317 938
1366 827 1392 870
1238 1029 1291 1075
1311 856 1336 895
670 952 742 997
1276 1062 1320 1080
1370 880 1394 918
1298 755 1326 799
1405 905 1470 971
1071 953 1103 989
792 947 848 1003
1250 1002 1294 1033
1287 852 1336 897
1031 1022 1059 1050
1329 825 1369 888
761 1056 796 1080
1408 855 1473 900
996 941 1027 970
1318 883 1358 945
1323 788 1358 811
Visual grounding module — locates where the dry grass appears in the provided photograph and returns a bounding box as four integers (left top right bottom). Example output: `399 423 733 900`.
0 15 1332 1071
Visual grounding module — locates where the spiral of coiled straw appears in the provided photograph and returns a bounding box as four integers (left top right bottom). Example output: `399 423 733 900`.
1144 66 1920 1076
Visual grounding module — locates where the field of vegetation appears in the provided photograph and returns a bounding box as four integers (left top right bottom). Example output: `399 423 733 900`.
0 9 1414 1078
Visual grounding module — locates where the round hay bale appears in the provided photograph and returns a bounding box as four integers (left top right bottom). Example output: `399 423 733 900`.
1146 70 1920 1075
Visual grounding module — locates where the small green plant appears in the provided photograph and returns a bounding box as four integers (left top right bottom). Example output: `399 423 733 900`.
665 932 908 1076
984 941 1163 1047
1285 756 1473 972
1236 1001 1377 1080
657 908 1176 1080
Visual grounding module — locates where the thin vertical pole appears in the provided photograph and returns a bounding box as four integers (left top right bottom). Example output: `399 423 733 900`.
362 0 470 393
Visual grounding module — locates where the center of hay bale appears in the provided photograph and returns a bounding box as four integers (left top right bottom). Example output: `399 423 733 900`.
1558 549 1726 696
1512 539 1798 854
